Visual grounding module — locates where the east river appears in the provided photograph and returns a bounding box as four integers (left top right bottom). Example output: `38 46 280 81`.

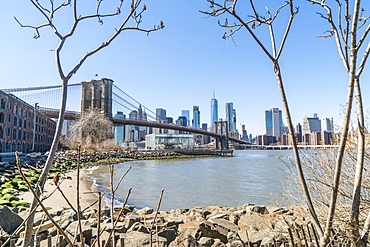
85 150 296 211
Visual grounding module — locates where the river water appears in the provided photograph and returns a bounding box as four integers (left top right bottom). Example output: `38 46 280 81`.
85 150 295 211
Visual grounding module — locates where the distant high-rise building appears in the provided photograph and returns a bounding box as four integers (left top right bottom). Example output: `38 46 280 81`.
265 108 283 138
176 116 188 126
296 123 302 142
156 108 166 121
181 110 190 126
225 103 236 132
303 114 321 135
241 124 249 142
233 109 237 131
166 117 173 124
202 123 208 130
138 105 143 120
322 117 334 132
129 110 138 120
210 91 218 131
114 111 125 145
142 110 147 121
192 106 200 129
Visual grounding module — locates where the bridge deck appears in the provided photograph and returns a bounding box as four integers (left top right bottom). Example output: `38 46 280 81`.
40 109 247 144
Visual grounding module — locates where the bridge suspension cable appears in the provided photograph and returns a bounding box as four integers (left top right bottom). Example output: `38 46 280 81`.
0 83 81 93
113 84 160 120
2 82 162 121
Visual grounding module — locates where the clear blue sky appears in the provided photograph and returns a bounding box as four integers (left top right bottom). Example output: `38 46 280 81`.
1 1 370 136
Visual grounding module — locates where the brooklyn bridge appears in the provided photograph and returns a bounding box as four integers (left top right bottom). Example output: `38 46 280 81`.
1 78 247 150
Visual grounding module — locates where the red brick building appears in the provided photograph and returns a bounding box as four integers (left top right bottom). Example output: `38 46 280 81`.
0 90 56 153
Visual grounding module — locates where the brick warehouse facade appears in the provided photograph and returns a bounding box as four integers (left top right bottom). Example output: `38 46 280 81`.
0 90 56 153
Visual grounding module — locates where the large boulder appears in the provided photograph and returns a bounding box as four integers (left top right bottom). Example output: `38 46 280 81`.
121 231 167 247
198 221 228 243
0 206 24 234
123 214 141 229
169 233 199 247
158 226 178 243
207 217 239 233
237 212 274 231
65 220 95 243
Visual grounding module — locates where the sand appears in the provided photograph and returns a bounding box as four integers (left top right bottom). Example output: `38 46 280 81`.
19 169 98 210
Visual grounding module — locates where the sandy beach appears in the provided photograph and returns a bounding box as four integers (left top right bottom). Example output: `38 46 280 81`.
19 169 98 210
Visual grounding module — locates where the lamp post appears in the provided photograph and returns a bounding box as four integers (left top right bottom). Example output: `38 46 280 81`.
31 102 38 152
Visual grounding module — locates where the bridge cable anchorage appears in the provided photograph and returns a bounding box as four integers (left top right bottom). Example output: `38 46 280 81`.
113 84 160 119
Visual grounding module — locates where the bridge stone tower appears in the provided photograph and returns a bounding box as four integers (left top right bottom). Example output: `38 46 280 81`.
214 119 229 150
81 78 113 119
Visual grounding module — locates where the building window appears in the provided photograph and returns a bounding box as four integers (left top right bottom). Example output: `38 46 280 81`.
0 112 4 123
0 99 5 109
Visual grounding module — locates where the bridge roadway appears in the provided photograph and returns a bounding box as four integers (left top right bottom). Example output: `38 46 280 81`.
40 108 247 145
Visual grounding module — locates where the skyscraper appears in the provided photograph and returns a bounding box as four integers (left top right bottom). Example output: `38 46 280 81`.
156 108 166 121
303 114 321 135
322 117 334 132
176 116 188 126
114 111 125 145
225 103 236 132
265 108 283 138
192 105 200 129
210 91 218 131
181 110 190 126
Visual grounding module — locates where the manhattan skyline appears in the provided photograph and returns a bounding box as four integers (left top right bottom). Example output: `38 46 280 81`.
1 1 370 135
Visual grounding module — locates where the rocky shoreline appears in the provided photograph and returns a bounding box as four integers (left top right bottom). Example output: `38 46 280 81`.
0 150 314 246
0 150 226 208
1 203 312 246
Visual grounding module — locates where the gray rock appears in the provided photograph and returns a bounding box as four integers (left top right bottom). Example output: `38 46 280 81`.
137 207 154 215
227 232 244 247
199 221 228 243
122 231 167 247
245 205 267 215
127 222 149 233
238 213 273 231
169 233 199 247
261 236 275 246
65 220 94 244
211 239 226 247
48 207 65 217
158 226 178 243
0 206 24 234
101 206 110 218
165 214 185 227
199 237 216 247
208 218 240 233
238 229 271 246
178 221 202 239
123 214 141 229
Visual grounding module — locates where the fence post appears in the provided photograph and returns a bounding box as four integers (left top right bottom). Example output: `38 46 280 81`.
120 237 125 247
47 235 52 247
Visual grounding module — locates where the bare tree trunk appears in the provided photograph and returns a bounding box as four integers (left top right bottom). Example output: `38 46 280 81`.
351 76 366 246
273 62 323 238
22 78 69 247
322 1 361 245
